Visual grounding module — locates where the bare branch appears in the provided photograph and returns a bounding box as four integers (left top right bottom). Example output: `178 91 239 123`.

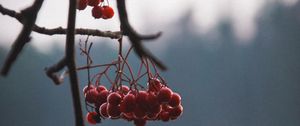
116 0 167 70
0 0 44 76
0 4 122 39
0 4 22 21
65 0 84 125
32 25 122 38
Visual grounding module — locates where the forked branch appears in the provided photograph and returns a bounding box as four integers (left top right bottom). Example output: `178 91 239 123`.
116 0 167 70
0 0 44 76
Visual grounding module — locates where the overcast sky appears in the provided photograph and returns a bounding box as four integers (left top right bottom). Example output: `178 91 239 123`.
0 0 298 53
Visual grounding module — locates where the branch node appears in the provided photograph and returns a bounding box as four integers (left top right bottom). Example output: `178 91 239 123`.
45 57 66 85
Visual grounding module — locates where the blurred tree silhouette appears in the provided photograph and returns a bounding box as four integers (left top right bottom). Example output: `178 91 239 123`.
1 1 300 126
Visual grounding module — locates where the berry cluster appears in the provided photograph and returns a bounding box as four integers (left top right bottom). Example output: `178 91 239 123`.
77 37 183 125
83 78 183 126
77 0 114 19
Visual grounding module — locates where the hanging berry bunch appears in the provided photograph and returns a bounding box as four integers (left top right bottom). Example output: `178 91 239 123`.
77 0 114 19
77 37 183 126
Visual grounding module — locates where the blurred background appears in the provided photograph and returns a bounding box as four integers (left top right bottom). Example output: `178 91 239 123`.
1 0 300 126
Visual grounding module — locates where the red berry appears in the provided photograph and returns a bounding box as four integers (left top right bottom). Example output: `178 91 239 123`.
88 0 101 6
107 92 122 106
147 92 159 105
92 6 103 19
134 119 147 126
96 90 109 104
83 85 95 94
119 85 130 94
99 102 109 118
86 112 100 125
96 85 107 93
133 105 147 119
148 78 162 92
157 87 173 103
147 112 159 120
136 91 149 111
107 104 121 118
122 112 134 121
102 6 114 19
148 104 162 114
77 0 88 10
136 91 148 104
120 94 136 113
168 92 181 107
95 95 106 106
169 104 183 118
128 90 138 95
159 111 170 122
85 88 99 103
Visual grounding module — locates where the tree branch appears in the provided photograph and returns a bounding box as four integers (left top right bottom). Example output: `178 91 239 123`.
0 1 168 125
32 25 122 39
0 4 122 39
45 57 66 85
0 0 44 76
66 0 84 126
116 0 167 70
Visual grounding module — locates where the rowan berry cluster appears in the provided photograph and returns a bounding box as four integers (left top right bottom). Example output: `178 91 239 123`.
78 38 183 126
83 78 183 125
77 0 114 19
